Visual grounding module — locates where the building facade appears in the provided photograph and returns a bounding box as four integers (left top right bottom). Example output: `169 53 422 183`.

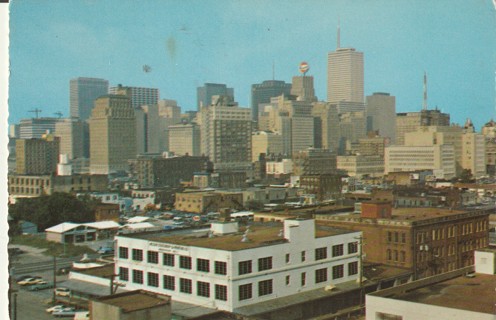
327 47 364 104
114 219 361 312
251 80 292 122
168 123 201 156
15 133 60 175
197 83 234 110
70 77 109 121
396 110 450 145
366 92 396 143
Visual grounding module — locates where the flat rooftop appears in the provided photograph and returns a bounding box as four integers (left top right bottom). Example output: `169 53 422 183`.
96 290 170 312
119 221 356 251
74 264 115 278
394 273 496 314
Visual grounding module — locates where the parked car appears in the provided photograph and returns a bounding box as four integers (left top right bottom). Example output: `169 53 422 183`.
18 277 44 286
45 305 68 313
15 275 34 282
52 308 77 318
26 281 54 291
54 287 71 297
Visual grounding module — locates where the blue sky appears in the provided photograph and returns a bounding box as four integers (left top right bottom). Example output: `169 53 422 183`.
7 0 496 129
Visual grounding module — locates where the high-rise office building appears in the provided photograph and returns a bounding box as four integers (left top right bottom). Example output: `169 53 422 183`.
291 76 317 102
198 96 252 172
366 92 397 143
70 77 109 121
19 118 63 139
327 45 364 104
89 95 137 174
396 109 450 145
251 80 292 122
251 131 283 162
197 83 234 110
109 84 159 109
168 123 201 156
16 133 60 175
312 102 340 153
54 118 85 160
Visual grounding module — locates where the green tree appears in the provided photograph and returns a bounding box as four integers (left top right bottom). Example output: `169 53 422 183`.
9 192 101 234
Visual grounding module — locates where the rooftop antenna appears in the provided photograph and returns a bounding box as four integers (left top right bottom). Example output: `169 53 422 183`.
29 108 42 118
54 112 63 118
423 71 428 111
337 17 341 49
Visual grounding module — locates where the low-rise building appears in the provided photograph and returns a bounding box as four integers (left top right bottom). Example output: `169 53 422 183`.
46 221 120 243
174 191 244 214
114 219 362 312
336 155 384 178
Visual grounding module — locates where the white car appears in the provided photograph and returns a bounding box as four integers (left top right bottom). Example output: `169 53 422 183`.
45 305 70 313
54 287 71 297
17 277 44 286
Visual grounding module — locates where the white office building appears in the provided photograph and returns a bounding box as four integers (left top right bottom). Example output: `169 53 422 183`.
115 219 361 312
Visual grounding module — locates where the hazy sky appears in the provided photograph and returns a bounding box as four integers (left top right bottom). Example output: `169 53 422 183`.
7 0 496 129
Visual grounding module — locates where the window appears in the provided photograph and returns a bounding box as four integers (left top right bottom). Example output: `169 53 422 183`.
285 253 290 263
348 242 358 254
132 249 143 261
315 247 327 260
215 261 227 275
301 251 306 262
401 233 406 243
163 275 175 290
388 231 392 242
394 232 399 242
147 272 159 287
163 253 174 266
239 283 252 301
147 251 158 264
258 279 273 296
197 258 210 272
180 278 192 294
400 251 406 262
258 257 272 271
180 256 192 269
132 269 143 284
119 267 128 281
215 284 227 301
348 261 358 275
301 272 306 286
285 275 290 285
332 244 344 257
119 247 128 259
387 249 392 260
239 260 252 275
197 281 210 297
332 265 344 279
315 268 328 283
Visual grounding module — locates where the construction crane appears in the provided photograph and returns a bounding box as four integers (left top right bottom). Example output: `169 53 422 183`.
54 112 63 118
29 108 42 118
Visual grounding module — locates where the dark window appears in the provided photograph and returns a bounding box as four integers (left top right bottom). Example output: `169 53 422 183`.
180 256 192 269
119 267 128 281
118 247 128 259
315 247 327 260
239 283 252 301
258 279 273 296
132 269 143 284
348 261 358 275
180 278 192 294
301 272 306 286
197 281 210 297
147 272 159 287
258 257 272 271
163 275 175 290
147 251 158 264
163 253 174 266
215 261 227 275
197 258 210 272
301 251 306 262
315 268 328 283
285 253 290 263
332 244 344 257
402 233 406 243
285 275 290 285
215 284 227 301
348 242 358 254
132 249 143 261
239 260 252 275
332 265 344 279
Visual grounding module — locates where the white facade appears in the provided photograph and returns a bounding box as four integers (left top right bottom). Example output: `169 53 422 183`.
337 155 384 178
266 159 293 174
115 219 361 312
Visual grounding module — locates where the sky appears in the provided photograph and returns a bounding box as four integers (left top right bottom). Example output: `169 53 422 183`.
6 0 496 129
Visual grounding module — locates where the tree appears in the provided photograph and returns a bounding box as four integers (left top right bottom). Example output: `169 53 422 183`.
459 169 474 183
9 192 101 234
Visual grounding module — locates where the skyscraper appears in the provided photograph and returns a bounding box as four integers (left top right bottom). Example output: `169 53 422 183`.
16 132 60 175
291 76 317 102
327 27 364 106
54 118 85 160
70 77 109 121
89 95 136 174
366 92 397 143
109 85 159 109
197 83 234 110
251 80 291 122
396 109 450 145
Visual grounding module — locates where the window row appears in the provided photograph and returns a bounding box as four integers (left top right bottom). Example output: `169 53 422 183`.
118 267 228 301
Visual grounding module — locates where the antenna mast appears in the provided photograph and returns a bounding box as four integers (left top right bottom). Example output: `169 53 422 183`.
29 108 42 118
423 72 428 111
337 17 341 49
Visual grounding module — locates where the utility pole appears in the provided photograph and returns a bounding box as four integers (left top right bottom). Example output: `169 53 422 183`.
53 255 57 303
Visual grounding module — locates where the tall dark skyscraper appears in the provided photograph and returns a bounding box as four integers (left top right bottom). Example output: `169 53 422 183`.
197 83 234 110
69 77 109 121
251 80 292 122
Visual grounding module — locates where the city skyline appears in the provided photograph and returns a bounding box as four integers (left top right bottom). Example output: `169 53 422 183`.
6 1 496 130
